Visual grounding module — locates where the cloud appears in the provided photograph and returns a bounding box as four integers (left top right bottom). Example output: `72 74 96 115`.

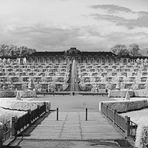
2 24 106 51
92 14 148 29
91 4 132 13
0 1 148 51
1 20 148 51
6 25 80 50
91 4 148 29
91 4 138 19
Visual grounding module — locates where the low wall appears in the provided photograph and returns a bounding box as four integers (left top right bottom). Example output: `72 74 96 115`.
134 90 148 97
109 89 148 98
78 90 107 95
37 91 107 95
37 91 71 95
108 89 134 98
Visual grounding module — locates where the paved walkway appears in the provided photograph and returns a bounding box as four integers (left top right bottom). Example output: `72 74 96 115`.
23 111 122 140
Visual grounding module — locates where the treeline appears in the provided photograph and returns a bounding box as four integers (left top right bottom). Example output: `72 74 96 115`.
111 43 141 57
0 44 36 57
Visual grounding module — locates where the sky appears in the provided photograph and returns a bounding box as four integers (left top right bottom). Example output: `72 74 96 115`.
0 0 148 51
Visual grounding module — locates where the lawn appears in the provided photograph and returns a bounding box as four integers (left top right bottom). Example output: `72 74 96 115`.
30 95 113 112
121 108 148 126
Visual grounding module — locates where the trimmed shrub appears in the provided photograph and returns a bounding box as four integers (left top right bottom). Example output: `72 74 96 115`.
104 100 148 113
0 99 49 111
0 90 16 98
20 90 37 98
135 126 148 148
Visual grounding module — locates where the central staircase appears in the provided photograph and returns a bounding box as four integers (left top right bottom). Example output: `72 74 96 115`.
70 59 79 92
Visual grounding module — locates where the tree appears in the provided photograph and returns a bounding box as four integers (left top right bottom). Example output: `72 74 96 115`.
128 43 141 57
0 44 36 57
111 44 129 56
9 45 18 56
0 44 9 56
19 46 28 56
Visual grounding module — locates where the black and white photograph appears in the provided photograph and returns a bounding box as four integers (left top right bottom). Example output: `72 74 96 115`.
0 0 148 147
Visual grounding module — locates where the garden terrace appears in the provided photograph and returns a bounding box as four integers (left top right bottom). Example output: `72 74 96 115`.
0 61 71 92
78 61 148 92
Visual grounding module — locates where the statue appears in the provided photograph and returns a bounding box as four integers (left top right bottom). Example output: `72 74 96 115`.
16 91 22 100
116 80 121 90
145 82 148 90
23 57 27 64
9 83 14 90
120 82 125 90
19 78 37 98
28 78 35 90
106 82 112 90
125 91 130 100
132 81 138 90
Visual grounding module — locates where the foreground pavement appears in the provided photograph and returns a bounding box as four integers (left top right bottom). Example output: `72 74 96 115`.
7 111 134 148
7 95 133 148
10 139 127 148
23 111 121 140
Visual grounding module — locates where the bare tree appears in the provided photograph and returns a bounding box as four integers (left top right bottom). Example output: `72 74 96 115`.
128 43 141 57
111 44 129 56
0 44 36 57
